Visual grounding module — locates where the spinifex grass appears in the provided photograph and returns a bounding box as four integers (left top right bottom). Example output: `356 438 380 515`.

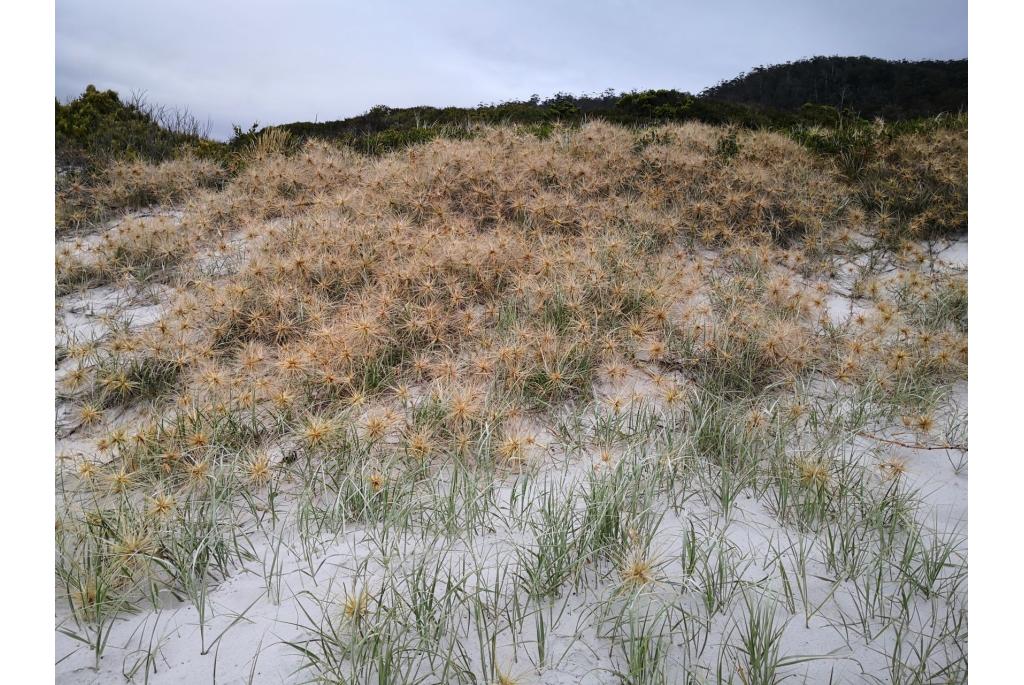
55 118 966 682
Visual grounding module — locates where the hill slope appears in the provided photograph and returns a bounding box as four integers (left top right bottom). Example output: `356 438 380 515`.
55 120 967 683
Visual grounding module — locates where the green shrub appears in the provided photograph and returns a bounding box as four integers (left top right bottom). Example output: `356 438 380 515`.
57 86 226 169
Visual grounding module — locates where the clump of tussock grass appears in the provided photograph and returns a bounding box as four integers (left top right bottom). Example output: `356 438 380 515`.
56 215 201 293
57 156 225 232
860 127 967 243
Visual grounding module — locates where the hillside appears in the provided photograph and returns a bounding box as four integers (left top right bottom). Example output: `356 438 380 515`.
55 119 967 682
702 56 967 119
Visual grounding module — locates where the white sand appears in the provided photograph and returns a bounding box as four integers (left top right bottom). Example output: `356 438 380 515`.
55 221 966 683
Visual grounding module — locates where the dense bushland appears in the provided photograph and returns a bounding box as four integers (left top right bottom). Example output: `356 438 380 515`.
703 56 966 120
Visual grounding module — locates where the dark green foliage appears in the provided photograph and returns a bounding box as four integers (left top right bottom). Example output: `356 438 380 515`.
714 130 740 161
226 122 262 150
277 89 806 149
616 89 696 119
359 127 456 155
798 103 845 127
703 56 967 120
527 122 555 140
544 96 582 122
612 88 795 128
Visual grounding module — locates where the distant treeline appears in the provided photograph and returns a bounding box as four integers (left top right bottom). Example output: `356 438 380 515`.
57 56 967 167
275 91 805 144
702 56 966 120
272 57 966 152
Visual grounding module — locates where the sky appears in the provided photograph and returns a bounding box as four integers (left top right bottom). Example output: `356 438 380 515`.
55 0 967 140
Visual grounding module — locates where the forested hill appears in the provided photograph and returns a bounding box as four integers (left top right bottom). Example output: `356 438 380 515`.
701 56 966 119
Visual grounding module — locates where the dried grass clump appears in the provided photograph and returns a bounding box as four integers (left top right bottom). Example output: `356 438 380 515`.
56 216 198 293
57 156 226 232
211 140 363 223
363 122 851 250
239 127 297 163
672 263 825 394
861 128 967 241
100 156 226 209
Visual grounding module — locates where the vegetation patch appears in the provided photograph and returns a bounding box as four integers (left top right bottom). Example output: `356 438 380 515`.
55 106 967 683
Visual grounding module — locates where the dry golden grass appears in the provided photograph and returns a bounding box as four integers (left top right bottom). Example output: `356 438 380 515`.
56 122 968 478
57 155 226 231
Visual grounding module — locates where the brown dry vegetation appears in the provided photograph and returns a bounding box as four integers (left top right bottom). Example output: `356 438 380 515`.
55 120 967 682
860 127 968 242
57 122 965 444
56 155 226 231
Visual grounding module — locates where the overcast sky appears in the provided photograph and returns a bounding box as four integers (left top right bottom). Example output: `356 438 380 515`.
56 0 967 140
